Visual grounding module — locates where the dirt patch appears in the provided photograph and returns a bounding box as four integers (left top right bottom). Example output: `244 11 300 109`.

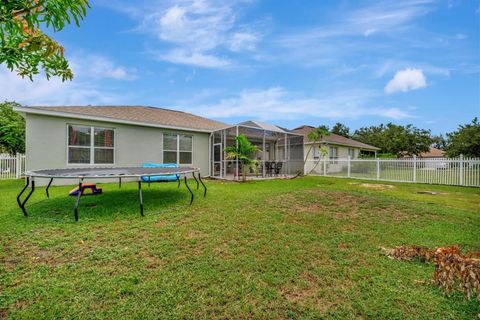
282 273 318 304
416 191 448 195
359 183 395 190
185 230 207 240
143 255 167 269
266 190 363 219
265 189 427 223
280 272 347 314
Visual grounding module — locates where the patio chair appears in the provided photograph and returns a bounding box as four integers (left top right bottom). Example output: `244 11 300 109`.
265 161 272 176
274 162 283 176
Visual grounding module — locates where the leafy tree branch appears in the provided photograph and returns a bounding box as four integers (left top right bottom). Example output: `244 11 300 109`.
0 0 90 81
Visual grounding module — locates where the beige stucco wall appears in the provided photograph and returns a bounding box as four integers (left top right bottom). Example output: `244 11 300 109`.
303 143 360 160
25 114 211 185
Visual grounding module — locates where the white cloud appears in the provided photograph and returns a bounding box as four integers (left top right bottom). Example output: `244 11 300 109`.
375 61 450 78
229 32 259 52
183 87 412 121
156 49 230 68
70 55 138 80
151 1 234 52
346 0 433 36
454 33 467 40
0 67 124 105
270 1 439 69
384 68 427 94
112 0 262 68
278 0 434 46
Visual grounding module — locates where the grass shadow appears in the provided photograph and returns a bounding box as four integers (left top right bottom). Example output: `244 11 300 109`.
8 182 201 223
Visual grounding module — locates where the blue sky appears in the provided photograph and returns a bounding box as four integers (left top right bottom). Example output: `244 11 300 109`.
1 0 479 134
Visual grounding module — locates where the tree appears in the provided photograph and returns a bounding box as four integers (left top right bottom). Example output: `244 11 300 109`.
304 125 330 163
0 0 90 81
445 118 480 157
331 122 350 138
431 134 447 150
353 123 431 157
0 101 25 154
224 134 261 181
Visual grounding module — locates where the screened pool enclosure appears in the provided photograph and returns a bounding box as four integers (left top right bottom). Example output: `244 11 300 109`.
210 121 304 180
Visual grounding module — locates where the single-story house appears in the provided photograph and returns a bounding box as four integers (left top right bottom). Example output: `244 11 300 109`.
13 106 307 183
292 125 379 161
13 105 228 184
14 106 383 183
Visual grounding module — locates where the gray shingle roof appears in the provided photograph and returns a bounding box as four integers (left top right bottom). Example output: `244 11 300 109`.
25 106 228 132
293 125 380 150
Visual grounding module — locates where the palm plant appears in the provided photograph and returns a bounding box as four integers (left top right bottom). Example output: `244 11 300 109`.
225 134 261 181
304 125 330 164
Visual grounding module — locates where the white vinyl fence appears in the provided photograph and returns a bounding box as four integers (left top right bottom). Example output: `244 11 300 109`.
306 156 480 187
0 154 26 180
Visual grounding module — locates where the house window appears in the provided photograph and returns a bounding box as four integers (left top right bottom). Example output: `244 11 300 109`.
163 133 193 165
329 146 338 164
348 148 355 159
312 146 320 159
68 125 114 164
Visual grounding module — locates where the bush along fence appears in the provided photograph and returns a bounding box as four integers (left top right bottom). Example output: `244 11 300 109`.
0 153 26 180
306 155 480 187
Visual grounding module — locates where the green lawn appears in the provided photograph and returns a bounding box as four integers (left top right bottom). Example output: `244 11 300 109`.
0 177 479 319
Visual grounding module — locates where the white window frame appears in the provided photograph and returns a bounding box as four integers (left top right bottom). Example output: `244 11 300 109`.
329 146 338 164
348 148 355 159
162 133 194 165
312 146 320 159
67 124 115 165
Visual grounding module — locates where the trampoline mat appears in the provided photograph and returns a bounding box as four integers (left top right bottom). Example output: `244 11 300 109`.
25 167 198 178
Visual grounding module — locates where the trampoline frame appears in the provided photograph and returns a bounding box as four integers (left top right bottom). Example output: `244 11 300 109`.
17 167 207 221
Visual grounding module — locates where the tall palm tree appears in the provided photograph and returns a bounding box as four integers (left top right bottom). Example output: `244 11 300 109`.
225 134 261 181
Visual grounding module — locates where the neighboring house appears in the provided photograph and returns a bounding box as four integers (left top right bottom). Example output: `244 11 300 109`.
400 147 447 170
14 106 227 184
292 125 380 161
418 147 445 158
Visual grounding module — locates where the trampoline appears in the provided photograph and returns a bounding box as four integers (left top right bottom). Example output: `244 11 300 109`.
17 167 207 221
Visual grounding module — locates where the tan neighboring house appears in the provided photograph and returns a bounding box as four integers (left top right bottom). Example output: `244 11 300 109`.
418 147 445 158
292 125 380 161
14 105 227 184
399 147 446 159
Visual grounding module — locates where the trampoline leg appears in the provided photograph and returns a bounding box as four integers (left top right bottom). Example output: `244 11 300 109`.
192 172 199 190
17 177 29 209
148 176 151 188
184 175 194 205
198 173 207 197
177 177 181 188
138 181 144 216
74 180 83 222
46 178 53 198
21 180 35 217
17 177 32 216
119 177 122 188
